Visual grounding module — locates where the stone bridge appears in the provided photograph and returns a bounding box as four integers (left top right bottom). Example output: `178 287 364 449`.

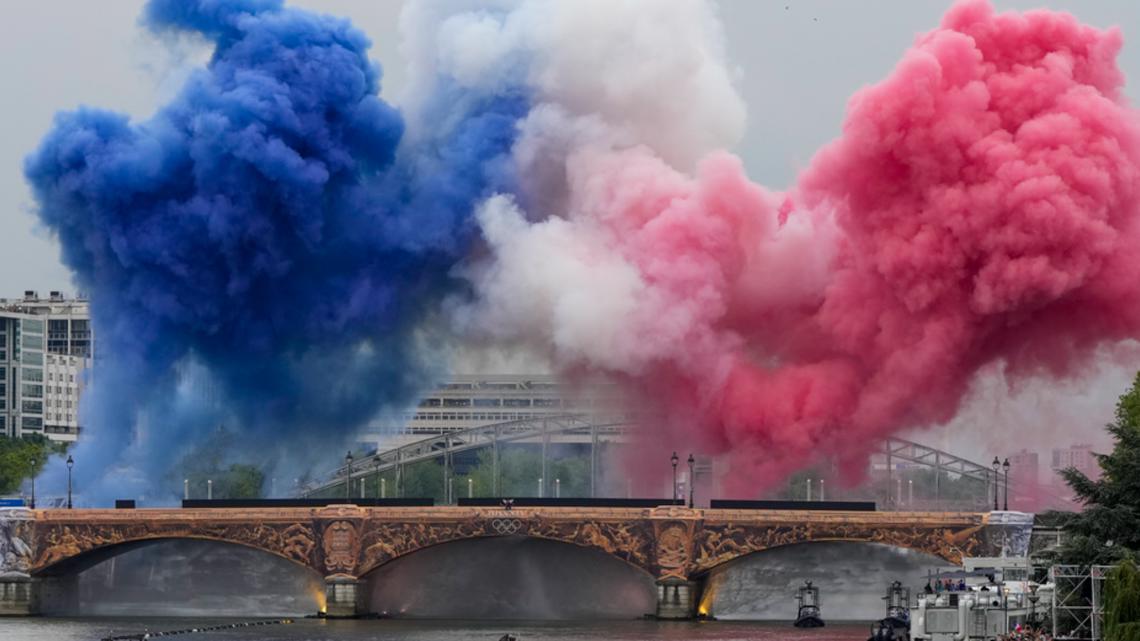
0 506 1031 618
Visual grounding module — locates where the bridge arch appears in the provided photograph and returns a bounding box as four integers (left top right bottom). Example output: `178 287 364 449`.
688 517 981 576
361 534 657 619
357 532 657 580
355 517 657 579
697 540 950 621
32 533 321 578
30 519 322 578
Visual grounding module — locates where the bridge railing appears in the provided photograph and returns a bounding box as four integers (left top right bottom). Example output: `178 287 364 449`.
301 415 1022 508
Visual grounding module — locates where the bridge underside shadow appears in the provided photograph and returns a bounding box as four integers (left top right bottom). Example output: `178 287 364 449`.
365 536 656 620
33 539 323 617
699 541 947 621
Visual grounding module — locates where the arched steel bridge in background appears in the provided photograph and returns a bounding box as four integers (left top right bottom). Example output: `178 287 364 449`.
301 414 1012 508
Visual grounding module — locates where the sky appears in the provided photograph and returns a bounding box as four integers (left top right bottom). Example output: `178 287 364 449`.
1 0 1138 466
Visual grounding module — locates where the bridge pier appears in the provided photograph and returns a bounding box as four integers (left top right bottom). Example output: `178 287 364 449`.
323 575 369 618
0 576 33 616
654 578 701 620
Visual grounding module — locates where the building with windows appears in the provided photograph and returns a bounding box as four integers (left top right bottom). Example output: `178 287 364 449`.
360 374 625 451
1008 448 1039 487
0 291 92 442
1051 443 1100 482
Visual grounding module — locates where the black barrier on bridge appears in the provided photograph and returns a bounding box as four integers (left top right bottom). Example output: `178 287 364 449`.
457 498 685 508
709 499 876 511
181 498 435 508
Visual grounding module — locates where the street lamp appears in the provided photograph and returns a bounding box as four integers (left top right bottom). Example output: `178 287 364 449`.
991 456 1000 511
344 451 354 501
670 452 679 503
1002 458 1010 511
66 455 74 509
687 454 695 508
28 458 35 509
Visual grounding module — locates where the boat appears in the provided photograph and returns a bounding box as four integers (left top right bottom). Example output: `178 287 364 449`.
868 581 911 641
909 556 1053 640
793 580 825 628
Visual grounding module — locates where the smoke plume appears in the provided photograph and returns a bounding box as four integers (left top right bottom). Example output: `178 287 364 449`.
25 0 524 500
456 0 1140 491
25 0 1140 498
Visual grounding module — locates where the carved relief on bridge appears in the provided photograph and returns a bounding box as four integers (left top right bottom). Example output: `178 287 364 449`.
654 520 697 581
31 519 319 574
356 514 655 577
321 521 360 574
692 520 986 573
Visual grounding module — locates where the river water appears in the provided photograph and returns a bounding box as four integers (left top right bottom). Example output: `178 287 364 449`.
0 617 872 641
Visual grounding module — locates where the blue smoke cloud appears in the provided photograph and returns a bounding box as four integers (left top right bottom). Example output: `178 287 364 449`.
24 0 526 502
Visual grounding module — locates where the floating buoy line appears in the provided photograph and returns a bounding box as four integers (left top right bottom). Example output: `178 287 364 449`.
100 618 294 640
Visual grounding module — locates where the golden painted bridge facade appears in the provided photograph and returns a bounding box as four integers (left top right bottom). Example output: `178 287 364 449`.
3 505 1028 618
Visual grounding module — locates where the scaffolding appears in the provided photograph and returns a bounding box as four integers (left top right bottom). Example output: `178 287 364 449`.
1051 565 1114 640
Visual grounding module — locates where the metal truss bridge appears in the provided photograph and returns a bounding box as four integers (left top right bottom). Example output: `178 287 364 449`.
301 414 1011 508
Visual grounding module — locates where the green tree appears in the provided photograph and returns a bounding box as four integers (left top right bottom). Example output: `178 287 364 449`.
1105 560 1140 641
1054 372 1140 565
173 427 265 499
0 434 66 495
401 459 446 502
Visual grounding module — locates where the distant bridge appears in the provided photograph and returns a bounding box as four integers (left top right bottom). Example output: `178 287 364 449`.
302 414 1010 507
0 504 1031 618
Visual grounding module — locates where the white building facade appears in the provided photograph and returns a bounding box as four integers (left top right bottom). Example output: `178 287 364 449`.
0 291 91 442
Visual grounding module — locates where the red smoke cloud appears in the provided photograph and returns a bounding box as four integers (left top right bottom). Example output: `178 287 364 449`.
469 0 1140 494
610 0 1140 491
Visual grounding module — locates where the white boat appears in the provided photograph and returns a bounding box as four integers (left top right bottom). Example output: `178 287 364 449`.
909 557 1052 641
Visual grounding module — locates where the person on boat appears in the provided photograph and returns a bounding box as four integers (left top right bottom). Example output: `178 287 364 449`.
924 582 934 594
957 578 967 591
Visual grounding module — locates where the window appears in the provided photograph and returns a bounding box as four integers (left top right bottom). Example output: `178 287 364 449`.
21 416 42 430
0 368 5 380
21 368 43 382
68 375 74 383
21 319 44 334
21 400 42 414
443 398 471 407
22 351 42 366
534 398 561 407
504 398 531 407
21 384 42 398
473 398 501 407
22 334 43 350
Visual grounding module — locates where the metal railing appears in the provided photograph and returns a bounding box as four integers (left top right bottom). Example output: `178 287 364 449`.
302 414 1017 505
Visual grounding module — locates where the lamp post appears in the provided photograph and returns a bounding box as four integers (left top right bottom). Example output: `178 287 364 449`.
687 454 695 508
555 478 561 498
66 455 74 509
670 452 679 503
1002 458 1010 511
28 458 35 509
344 451 354 501
207 479 213 500
991 456 1000 511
